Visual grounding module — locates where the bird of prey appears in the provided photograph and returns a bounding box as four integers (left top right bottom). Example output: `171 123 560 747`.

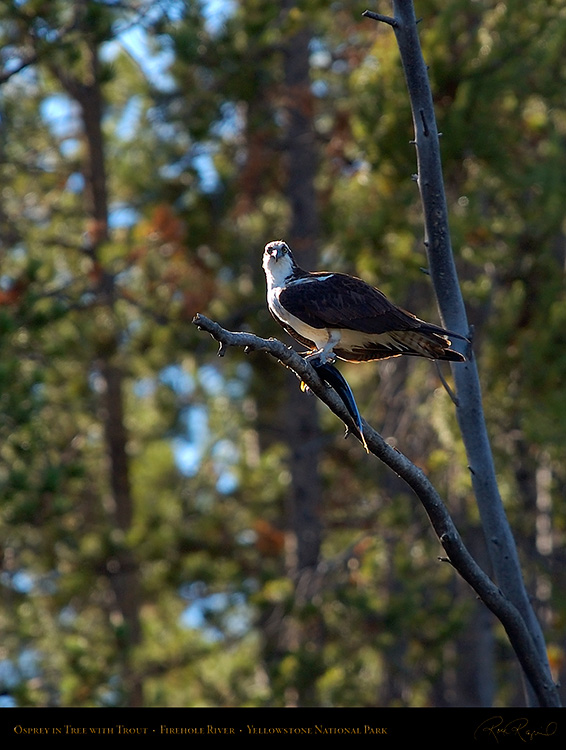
262 240 467 366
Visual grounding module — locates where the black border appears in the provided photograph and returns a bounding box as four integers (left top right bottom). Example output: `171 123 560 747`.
2 706 564 742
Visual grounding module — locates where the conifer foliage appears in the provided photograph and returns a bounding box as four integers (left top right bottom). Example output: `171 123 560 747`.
0 1 565 707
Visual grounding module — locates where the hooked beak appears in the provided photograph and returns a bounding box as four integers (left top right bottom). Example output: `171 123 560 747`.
265 241 286 262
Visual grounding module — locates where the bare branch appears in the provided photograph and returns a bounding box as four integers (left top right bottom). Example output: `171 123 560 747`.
362 10 398 27
193 312 560 707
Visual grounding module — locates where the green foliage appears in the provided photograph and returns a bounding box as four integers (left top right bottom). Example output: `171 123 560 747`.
1 0 565 708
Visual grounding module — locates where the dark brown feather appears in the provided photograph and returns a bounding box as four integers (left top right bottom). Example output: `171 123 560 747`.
278 272 465 362
279 273 405 333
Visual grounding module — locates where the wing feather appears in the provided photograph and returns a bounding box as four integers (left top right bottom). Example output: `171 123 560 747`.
279 273 422 334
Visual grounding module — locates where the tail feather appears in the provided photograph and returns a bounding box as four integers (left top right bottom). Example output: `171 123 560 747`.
334 327 467 363
390 329 465 362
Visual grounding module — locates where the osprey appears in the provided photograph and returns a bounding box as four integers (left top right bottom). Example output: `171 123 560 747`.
262 240 467 365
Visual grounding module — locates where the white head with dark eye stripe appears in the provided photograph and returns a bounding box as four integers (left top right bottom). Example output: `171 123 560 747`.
263 240 298 286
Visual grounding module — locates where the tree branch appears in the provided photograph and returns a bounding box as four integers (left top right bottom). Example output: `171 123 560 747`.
193 313 560 707
362 10 397 27
0 52 39 85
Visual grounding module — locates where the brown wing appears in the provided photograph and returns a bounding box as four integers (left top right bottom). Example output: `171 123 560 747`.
279 273 425 334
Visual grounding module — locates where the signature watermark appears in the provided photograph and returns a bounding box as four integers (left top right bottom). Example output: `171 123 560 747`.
474 715 558 743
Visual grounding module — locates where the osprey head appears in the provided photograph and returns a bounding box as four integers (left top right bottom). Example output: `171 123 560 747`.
262 240 297 284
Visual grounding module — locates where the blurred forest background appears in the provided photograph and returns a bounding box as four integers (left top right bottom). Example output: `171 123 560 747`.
1 0 566 708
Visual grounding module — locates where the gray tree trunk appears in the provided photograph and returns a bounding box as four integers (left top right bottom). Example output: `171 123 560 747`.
364 0 557 706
